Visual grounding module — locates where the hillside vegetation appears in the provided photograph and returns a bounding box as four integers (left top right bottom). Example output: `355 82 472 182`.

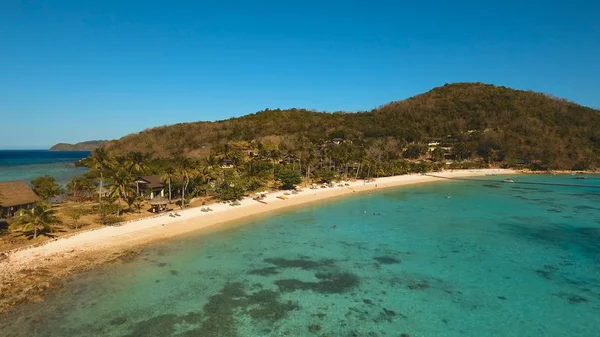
104 83 600 170
50 140 108 151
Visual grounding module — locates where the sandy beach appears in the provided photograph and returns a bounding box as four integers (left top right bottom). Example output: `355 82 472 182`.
0 168 517 314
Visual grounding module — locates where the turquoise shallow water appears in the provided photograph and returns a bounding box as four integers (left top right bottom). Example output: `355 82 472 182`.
1 175 600 337
0 150 89 185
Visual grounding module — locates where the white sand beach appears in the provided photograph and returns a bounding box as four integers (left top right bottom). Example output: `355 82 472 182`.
0 168 517 313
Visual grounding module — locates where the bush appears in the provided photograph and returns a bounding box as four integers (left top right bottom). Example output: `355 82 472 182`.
275 168 302 189
102 215 124 226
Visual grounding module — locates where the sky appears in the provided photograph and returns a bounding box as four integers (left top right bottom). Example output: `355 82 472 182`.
1 0 599 149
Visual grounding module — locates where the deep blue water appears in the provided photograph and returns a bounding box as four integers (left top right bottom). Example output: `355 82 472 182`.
0 150 90 185
1 174 599 336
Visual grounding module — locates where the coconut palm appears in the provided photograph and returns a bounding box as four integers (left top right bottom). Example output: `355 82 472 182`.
108 165 136 213
160 166 176 202
176 158 198 209
87 147 116 202
126 152 150 195
11 204 62 239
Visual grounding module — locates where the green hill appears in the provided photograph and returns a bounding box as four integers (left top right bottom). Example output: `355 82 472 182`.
103 83 600 170
50 140 108 151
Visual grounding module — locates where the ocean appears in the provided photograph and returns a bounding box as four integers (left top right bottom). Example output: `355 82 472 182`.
1 175 600 336
0 150 90 185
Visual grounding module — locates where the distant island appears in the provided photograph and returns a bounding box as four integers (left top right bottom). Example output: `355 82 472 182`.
49 140 108 151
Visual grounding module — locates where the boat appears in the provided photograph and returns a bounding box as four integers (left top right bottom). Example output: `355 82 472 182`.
276 196 287 200
575 176 586 180
503 178 515 183
257 200 267 204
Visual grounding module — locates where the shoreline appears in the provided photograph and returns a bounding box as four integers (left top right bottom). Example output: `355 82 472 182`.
0 168 517 315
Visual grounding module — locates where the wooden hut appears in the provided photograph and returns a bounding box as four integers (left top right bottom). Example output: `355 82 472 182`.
0 181 40 218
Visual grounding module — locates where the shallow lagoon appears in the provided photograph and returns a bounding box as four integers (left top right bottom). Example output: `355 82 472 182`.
2 175 599 336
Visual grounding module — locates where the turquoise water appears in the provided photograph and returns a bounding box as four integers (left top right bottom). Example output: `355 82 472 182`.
1 175 600 336
0 150 89 185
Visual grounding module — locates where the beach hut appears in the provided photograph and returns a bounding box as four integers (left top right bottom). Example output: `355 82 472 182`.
149 195 168 213
0 180 40 218
135 175 165 199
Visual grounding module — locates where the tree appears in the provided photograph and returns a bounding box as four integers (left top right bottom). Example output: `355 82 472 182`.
86 147 115 203
66 176 96 200
453 141 472 161
431 147 445 162
63 206 88 230
275 168 302 190
313 169 336 183
133 196 145 213
31 176 64 202
215 181 245 201
108 164 135 213
96 197 122 225
176 158 197 208
126 151 150 194
160 166 177 202
403 144 425 159
11 203 62 239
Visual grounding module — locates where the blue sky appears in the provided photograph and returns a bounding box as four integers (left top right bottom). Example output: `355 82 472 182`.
1 0 599 149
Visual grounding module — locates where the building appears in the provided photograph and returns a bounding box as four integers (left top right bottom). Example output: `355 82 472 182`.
0 180 40 218
221 158 234 168
135 175 165 199
427 139 442 152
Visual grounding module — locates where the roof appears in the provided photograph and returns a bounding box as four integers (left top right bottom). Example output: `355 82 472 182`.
148 195 168 205
138 175 164 189
0 180 40 207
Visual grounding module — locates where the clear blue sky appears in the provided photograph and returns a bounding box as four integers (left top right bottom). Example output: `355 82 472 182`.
1 0 599 149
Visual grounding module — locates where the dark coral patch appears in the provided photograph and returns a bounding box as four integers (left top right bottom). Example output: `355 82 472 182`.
554 292 590 304
373 256 400 264
248 267 279 276
264 257 335 270
408 282 429 290
275 272 359 294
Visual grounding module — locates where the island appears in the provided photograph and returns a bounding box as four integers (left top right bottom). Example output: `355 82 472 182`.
49 140 108 151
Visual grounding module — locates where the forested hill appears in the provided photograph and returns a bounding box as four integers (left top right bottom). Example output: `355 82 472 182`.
50 140 108 151
103 83 600 170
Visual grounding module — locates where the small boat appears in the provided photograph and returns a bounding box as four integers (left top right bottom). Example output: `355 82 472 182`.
257 200 267 204
503 178 515 183
575 176 586 180
276 196 287 200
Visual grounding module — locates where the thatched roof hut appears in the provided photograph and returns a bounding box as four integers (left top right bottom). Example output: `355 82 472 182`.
0 180 40 217
0 181 39 207
149 196 168 206
148 195 168 213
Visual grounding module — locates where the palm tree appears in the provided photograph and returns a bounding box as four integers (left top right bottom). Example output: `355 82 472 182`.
133 196 145 213
177 158 197 209
126 152 150 195
87 148 115 203
160 166 176 202
11 204 62 239
108 165 136 213
269 148 282 180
